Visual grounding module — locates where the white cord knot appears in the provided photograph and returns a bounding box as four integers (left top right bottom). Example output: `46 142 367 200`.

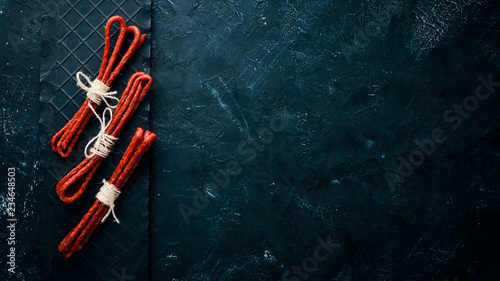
85 107 118 159
96 180 121 223
76 71 119 108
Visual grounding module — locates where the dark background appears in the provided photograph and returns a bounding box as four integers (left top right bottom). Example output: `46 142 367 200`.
1 0 500 280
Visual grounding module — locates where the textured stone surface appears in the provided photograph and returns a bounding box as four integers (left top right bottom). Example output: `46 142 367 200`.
1 0 500 280
149 0 500 280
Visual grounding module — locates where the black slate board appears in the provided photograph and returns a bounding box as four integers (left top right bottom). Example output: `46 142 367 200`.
37 0 151 280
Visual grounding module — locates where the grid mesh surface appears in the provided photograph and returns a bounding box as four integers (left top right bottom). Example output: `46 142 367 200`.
38 0 151 280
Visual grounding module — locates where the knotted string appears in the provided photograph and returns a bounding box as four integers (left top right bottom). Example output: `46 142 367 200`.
77 71 119 159
76 71 119 108
84 107 118 159
95 180 121 223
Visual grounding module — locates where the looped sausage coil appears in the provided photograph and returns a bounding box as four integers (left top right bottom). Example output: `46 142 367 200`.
56 72 153 203
51 15 146 157
59 127 157 258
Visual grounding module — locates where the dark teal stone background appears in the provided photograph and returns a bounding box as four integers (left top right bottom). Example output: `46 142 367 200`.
1 0 500 280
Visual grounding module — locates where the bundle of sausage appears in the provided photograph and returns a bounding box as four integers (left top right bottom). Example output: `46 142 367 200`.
56 72 152 203
50 15 160 259
59 128 156 258
51 15 146 157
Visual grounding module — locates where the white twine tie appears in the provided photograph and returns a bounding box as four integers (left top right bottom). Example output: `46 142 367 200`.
96 180 121 223
76 72 119 108
85 107 118 159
